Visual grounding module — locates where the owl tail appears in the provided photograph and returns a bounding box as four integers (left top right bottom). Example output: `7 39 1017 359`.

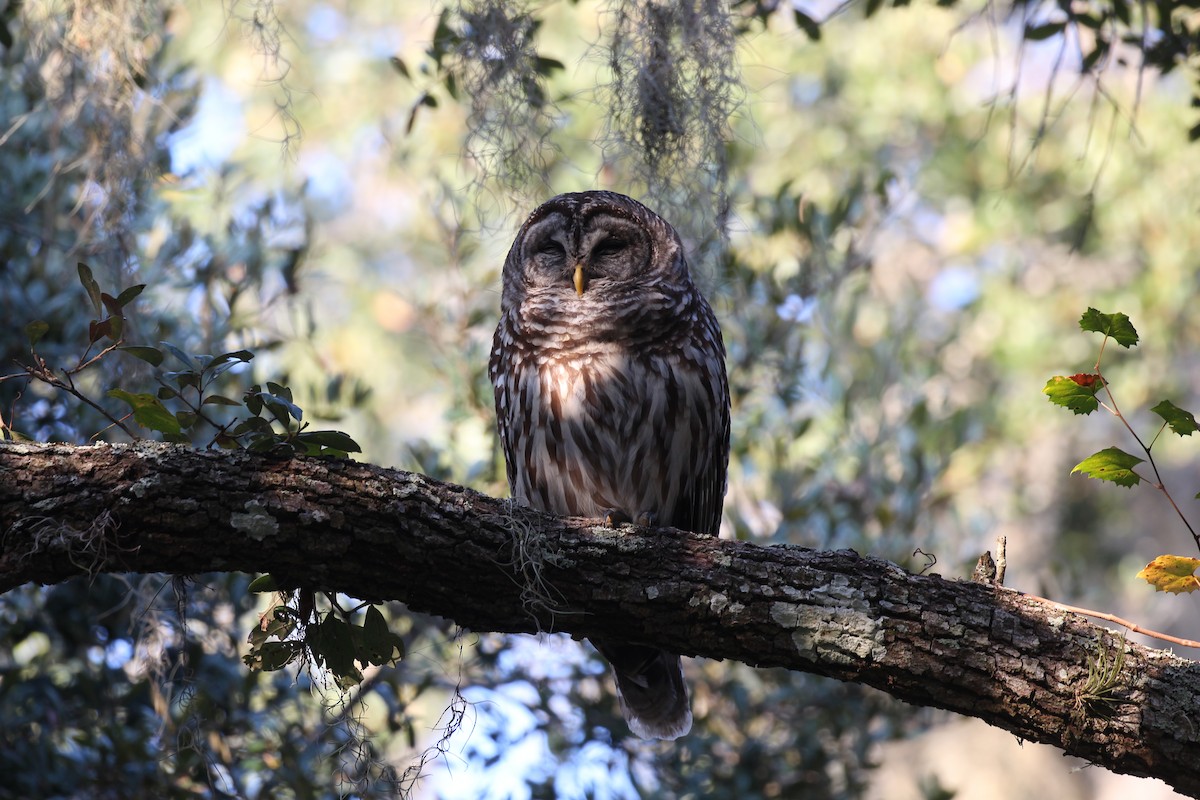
592 639 692 740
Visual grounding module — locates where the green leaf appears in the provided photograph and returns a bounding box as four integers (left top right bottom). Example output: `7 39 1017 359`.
1071 446 1144 487
295 430 362 455
107 389 183 435
160 341 196 369
1043 375 1101 415
115 284 146 307
118 345 164 366
24 320 49 346
78 262 102 315
247 574 280 593
202 394 241 406
1150 400 1198 437
1079 308 1139 348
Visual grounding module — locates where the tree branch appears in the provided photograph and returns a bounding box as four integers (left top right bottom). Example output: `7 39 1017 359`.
2 441 1198 796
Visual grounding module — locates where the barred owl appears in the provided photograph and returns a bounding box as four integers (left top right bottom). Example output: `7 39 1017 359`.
489 190 730 740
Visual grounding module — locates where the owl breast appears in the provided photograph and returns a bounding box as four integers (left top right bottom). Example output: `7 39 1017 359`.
493 305 726 535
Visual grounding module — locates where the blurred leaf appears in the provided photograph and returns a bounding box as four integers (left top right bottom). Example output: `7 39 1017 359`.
101 292 122 317
115 284 146 307
77 262 102 315
1151 400 1198 436
389 55 409 78
1024 21 1066 41
534 56 564 75
24 320 49 346
1071 446 1143 487
202 394 241 406
118 346 165 366
1079 308 1139 347
161 341 197 369
107 389 182 435
1137 555 1200 593
88 318 112 343
794 10 821 40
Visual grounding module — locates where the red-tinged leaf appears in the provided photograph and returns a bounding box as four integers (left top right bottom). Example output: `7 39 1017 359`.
1071 446 1143 487
1043 375 1100 415
101 292 122 317
88 319 111 343
1150 400 1198 437
1137 555 1200 594
1079 308 1139 347
1068 372 1102 388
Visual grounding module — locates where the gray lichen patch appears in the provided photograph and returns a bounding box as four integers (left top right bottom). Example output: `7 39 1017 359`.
230 501 279 541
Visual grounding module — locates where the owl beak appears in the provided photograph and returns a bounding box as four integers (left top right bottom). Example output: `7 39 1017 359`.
573 264 585 296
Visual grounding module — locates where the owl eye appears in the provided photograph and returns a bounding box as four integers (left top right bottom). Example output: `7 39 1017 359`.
592 237 627 258
535 240 566 258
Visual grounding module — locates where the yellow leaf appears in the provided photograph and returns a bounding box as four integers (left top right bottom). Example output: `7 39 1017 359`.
1137 555 1200 594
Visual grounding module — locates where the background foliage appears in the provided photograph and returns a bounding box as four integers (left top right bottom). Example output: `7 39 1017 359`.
2 0 1199 798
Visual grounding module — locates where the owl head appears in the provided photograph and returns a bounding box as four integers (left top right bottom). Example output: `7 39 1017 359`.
499 191 696 317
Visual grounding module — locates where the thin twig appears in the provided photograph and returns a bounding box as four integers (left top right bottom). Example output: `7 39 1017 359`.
1026 593 1200 650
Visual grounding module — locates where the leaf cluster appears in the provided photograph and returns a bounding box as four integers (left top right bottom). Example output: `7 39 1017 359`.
6 263 361 458
1044 308 1200 594
244 594 406 690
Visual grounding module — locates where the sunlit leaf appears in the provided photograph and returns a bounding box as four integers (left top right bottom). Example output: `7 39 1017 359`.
1043 375 1100 415
1150 400 1198 436
107 389 182 435
1078 308 1139 347
1137 555 1200 594
1071 446 1143 487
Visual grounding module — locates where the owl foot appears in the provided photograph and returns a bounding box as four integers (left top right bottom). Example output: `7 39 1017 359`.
601 509 658 527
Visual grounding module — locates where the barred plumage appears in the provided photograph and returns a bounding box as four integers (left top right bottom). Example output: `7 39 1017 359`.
489 191 730 740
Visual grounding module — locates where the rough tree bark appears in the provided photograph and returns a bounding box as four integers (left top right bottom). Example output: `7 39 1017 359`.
2 441 1198 796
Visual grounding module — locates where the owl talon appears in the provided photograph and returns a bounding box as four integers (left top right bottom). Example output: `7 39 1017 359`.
634 511 657 527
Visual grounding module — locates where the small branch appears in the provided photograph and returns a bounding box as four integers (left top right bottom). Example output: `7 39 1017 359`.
1028 593 1200 650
